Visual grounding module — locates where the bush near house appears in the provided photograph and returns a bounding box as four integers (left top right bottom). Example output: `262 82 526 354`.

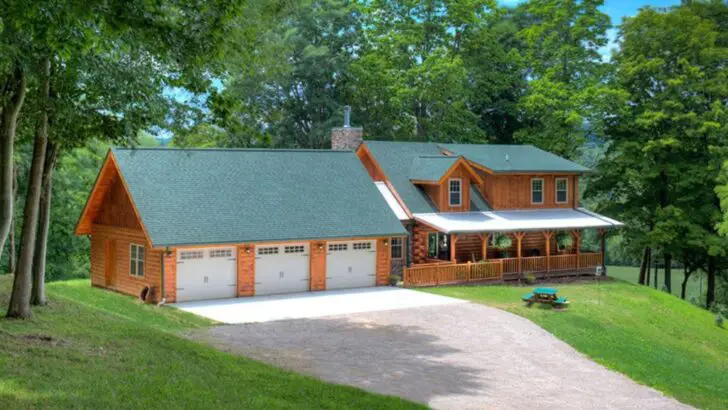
0 276 422 409
424 280 728 409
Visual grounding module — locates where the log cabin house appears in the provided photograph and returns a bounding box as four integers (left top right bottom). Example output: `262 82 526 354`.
337 128 623 286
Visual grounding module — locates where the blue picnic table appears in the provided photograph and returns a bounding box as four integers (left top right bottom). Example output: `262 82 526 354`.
522 287 568 307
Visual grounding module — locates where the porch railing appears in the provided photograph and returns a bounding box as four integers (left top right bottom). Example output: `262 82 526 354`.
404 252 603 287
404 260 503 287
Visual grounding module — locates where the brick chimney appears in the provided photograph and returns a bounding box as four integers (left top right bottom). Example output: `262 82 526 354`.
331 106 363 150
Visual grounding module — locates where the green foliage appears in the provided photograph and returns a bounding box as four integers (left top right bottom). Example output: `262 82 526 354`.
513 0 617 158
493 233 512 250
587 1 728 282
425 282 728 408
556 232 573 250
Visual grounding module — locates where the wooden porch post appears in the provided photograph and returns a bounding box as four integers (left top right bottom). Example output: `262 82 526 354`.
543 231 553 272
481 233 490 261
450 233 458 263
572 230 581 269
515 232 525 279
599 228 607 274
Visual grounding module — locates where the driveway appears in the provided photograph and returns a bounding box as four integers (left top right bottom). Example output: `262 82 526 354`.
190 301 689 409
172 287 464 323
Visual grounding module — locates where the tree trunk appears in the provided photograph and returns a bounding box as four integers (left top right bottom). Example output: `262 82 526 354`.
31 142 58 306
638 247 650 285
645 248 652 287
7 58 49 319
0 66 27 262
664 253 672 293
653 255 658 289
7 164 17 274
707 255 716 309
680 266 692 300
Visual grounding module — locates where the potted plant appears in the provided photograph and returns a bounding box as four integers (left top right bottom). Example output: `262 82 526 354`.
556 232 574 254
493 234 513 258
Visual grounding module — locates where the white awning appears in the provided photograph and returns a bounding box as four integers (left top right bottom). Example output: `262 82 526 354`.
413 208 623 233
375 181 409 220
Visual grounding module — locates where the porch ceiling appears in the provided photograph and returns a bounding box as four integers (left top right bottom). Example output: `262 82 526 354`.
413 208 623 234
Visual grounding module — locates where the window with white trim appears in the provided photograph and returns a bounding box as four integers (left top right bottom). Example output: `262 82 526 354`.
257 247 279 255
180 250 204 260
209 249 232 258
284 245 305 254
391 238 403 259
328 243 347 252
449 178 462 206
531 178 544 204
130 244 145 277
555 178 568 203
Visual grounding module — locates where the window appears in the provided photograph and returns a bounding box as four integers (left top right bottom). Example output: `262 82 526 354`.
130 244 145 277
555 178 568 203
180 250 204 260
531 178 544 204
427 232 449 258
391 238 403 259
257 247 279 255
353 242 372 251
328 243 347 252
209 249 232 258
448 178 462 206
284 245 305 254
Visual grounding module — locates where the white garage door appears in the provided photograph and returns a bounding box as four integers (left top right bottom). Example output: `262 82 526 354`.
176 247 237 302
255 243 310 296
326 240 377 290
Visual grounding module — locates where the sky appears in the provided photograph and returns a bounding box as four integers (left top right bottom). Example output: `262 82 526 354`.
499 0 682 59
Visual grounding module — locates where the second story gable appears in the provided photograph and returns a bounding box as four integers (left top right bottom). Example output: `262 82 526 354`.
356 141 589 216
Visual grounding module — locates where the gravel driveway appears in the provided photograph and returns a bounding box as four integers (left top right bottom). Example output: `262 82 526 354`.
190 302 689 409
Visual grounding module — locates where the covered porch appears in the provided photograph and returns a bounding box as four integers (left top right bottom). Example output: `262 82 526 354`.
405 208 623 287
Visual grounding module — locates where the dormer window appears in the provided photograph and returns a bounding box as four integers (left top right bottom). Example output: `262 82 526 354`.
449 178 462 206
531 178 544 204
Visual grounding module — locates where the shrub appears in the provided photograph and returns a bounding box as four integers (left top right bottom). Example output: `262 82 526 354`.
525 273 537 285
717 313 724 328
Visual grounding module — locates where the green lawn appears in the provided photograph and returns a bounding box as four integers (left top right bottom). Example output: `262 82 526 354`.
424 280 728 409
608 265 705 303
0 277 422 409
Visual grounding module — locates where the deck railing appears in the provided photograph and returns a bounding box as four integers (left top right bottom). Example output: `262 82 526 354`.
404 252 603 287
404 260 503 287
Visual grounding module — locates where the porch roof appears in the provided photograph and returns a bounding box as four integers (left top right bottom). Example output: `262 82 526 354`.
413 208 623 233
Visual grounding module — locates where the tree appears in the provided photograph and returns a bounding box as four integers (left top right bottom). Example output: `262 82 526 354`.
349 0 499 142
210 0 362 148
588 2 728 303
6 0 252 318
513 0 614 159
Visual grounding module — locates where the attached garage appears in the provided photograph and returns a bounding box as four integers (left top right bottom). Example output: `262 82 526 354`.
176 247 237 302
326 240 377 290
254 243 310 296
76 148 407 303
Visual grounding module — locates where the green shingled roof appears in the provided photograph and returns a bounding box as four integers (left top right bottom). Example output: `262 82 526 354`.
365 141 443 214
470 186 491 211
364 141 586 214
409 156 460 181
111 148 406 247
439 143 591 173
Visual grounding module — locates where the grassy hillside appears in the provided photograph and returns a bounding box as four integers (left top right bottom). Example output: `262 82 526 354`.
0 277 422 409
425 281 728 409
607 265 705 303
